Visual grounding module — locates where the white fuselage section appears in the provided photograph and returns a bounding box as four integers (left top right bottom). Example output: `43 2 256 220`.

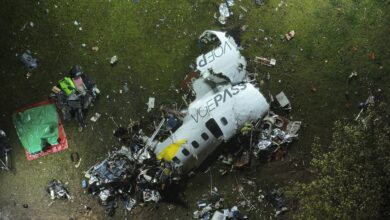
153 82 269 172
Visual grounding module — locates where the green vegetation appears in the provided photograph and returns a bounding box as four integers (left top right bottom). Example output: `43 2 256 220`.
0 0 389 219
291 104 390 219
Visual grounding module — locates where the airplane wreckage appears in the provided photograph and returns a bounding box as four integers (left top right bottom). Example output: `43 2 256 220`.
85 30 301 217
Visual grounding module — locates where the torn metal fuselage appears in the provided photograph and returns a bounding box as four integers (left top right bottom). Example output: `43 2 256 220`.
196 30 247 85
152 83 269 172
149 30 270 173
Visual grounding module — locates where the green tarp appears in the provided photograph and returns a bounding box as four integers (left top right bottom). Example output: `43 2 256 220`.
12 104 59 154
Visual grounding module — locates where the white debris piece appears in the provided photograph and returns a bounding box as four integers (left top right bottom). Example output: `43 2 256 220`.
211 210 226 220
286 121 302 136
275 91 291 108
73 20 79 26
285 30 295 41
349 71 358 79
110 55 118 65
240 5 248 13
218 3 231 25
75 157 82 168
226 0 235 7
126 198 137 211
143 190 161 203
90 113 101 122
147 97 155 112
255 57 276 67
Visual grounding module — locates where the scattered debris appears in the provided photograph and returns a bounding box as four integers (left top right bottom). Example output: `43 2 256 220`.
355 94 375 120
81 29 301 218
146 97 155 112
253 113 301 157
70 152 80 163
143 189 162 203
275 92 291 109
254 57 276 67
123 82 129 93
218 3 232 25
255 0 265 6
50 65 100 128
264 188 288 217
90 113 101 122
85 145 181 216
240 6 248 13
226 0 235 6
91 46 99 52
240 24 249 32
348 71 358 83
110 55 118 66
193 188 248 220
0 129 11 171
233 151 250 168
20 50 38 70
75 157 82 168
285 30 295 41
46 180 71 200
82 179 88 189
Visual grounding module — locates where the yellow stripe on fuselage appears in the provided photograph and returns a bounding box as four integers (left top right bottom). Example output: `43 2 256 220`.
157 139 186 161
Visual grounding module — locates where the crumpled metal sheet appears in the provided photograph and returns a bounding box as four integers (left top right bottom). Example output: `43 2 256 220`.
143 190 161 203
219 3 230 17
196 30 247 85
254 114 302 154
256 139 272 151
47 180 71 200
99 189 111 202
20 51 38 70
286 121 301 136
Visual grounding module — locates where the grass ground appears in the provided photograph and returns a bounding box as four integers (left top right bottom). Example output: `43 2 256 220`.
0 0 389 219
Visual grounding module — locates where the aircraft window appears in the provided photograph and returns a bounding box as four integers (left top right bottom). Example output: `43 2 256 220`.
172 156 181 164
201 132 209 140
205 118 223 138
220 117 228 126
182 148 190 156
192 141 199 148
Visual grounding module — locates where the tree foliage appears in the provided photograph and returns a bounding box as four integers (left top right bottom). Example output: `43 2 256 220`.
293 104 390 219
